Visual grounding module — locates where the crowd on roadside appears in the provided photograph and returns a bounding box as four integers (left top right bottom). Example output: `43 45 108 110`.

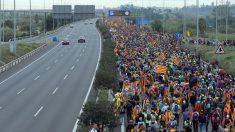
105 18 235 132
188 39 235 46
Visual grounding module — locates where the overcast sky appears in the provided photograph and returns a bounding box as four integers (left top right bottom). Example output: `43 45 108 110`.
2 0 234 10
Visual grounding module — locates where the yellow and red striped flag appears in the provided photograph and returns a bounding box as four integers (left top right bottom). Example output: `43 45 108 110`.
155 65 167 74
173 56 180 66
161 52 166 59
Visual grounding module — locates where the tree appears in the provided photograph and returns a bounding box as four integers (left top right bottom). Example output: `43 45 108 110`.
5 20 13 28
199 17 206 34
150 20 163 32
79 101 117 129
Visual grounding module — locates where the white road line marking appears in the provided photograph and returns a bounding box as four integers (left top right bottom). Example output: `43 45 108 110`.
0 44 61 86
76 59 79 62
46 66 51 70
0 106 2 110
52 87 58 95
80 54 82 56
71 65 75 70
34 75 40 80
17 88 25 95
54 59 58 63
121 117 125 132
34 106 43 117
72 22 102 132
82 49 85 52
64 74 68 80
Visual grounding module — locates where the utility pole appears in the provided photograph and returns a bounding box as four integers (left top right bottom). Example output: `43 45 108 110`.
196 0 199 55
0 0 2 46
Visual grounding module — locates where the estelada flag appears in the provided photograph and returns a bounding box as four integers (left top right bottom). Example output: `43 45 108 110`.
161 52 166 59
173 56 179 66
155 65 167 74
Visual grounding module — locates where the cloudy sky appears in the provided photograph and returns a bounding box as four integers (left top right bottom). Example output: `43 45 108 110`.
2 0 234 10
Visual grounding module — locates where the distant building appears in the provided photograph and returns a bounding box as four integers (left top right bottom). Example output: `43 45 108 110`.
211 2 215 7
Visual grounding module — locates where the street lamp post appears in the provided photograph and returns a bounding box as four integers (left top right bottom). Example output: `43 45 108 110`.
216 0 218 41
225 0 228 44
3 0 4 42
30 0 32 38
196 0 199 55
44 0 46 36
183 0 186 38
163 0 165 34
13 0 16 54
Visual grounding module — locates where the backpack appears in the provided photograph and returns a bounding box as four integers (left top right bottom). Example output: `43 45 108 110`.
147 114 151 120
174 105 179 113
212 115 220 126
199 113 206 123
161 115 166 122
193 112 199 121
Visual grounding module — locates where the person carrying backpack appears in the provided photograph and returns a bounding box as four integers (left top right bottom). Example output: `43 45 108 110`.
199 110 207 132
211 113 221 132
192 109 199 132
172 102 181 126
183 117 192 132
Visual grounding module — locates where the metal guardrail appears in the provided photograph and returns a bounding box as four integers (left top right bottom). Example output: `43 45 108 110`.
0 44 47 74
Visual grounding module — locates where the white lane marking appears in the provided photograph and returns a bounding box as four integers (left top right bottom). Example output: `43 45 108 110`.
120 117 125 132
0 44 61 86
71 65 75 70
52 87 58 95
34 106 44 117
17 88 25 95
46 66 51 71
76 59 79 62
0 106 2 110
72 22 102 132
80 54 82 56
82 49 85 52
54 59 58 63
64 74 68 80
34 75 40 80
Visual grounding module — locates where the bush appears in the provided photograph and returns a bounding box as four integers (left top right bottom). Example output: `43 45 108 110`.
79 101 117 129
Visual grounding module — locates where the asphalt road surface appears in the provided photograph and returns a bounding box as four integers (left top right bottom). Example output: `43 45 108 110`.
0 19 101 132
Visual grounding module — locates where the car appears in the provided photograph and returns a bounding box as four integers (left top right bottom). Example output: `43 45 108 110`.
78 36 86 43
62 40 70 45
90 22 93 24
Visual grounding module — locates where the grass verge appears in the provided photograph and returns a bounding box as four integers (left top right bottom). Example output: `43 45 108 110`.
0 43 42 67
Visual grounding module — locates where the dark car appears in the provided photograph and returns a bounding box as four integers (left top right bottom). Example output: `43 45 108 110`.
62 40 70 45
78 36 86 43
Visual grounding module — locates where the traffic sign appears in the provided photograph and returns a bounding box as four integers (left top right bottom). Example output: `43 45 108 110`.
215 45 225 54
108 10 131 16
176 33 181 38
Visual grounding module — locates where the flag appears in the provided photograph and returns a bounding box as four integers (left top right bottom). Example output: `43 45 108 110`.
161 52 166 59
173 56 179 66
155 65 167 74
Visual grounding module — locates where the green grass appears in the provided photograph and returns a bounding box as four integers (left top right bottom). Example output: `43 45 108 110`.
185 44 235 76
0 43 42 66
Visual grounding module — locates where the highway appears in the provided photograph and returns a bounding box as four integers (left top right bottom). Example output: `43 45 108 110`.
0 19 101 132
